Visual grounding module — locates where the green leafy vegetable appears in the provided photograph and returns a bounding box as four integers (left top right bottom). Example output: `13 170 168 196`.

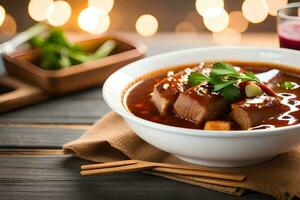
220 84 241 102
280 81 296 90
188 63 261 101
187 72 210 86
213 79 237 91
244 71 260 82
211 63 239 76
30 28 117 70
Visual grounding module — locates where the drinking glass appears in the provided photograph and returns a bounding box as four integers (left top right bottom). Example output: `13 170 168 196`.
277 2 300 50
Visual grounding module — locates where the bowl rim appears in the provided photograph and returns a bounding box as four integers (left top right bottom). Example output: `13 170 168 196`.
103 46 300 138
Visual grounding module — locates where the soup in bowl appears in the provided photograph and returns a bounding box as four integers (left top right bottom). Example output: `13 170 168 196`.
103 47 300 167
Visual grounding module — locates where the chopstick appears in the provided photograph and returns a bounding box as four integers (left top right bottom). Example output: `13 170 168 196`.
80 160 246 182
81 160 139 170
151 167 244 181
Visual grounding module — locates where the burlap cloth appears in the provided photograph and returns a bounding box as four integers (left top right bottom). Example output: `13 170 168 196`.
63 112 300 200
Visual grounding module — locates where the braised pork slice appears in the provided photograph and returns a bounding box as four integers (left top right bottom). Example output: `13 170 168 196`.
152 66 211 113
230 95 289 130
173 84 229 124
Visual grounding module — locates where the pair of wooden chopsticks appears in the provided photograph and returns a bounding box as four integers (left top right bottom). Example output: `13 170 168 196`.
81 160 246 183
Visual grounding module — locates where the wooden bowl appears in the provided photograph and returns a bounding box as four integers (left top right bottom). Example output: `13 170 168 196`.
3 33 147 96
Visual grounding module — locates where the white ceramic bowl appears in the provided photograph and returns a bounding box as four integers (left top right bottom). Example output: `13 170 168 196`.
103 47 300 167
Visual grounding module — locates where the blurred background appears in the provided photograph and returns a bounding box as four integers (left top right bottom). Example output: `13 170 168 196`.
0 0 298 43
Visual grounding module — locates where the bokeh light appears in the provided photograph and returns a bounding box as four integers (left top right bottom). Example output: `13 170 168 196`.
203 8 229 32
0 5 6 26
47 1 71 26
212 28 241 45
78 7 110 34
195 0 224 17
0 14 17 35
242 0 268 23
135 14 158 37
88 15 110 34
88 0 114 13
265 0 288 16
228 11 248 33
28 0 53 21
175 21 197 34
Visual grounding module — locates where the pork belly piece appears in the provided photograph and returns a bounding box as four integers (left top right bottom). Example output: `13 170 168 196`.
152 66 211 114
173 84 229 124
230 95 289 130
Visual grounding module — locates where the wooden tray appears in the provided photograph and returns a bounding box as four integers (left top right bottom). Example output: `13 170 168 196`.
0 75 47 113
3 33 147 95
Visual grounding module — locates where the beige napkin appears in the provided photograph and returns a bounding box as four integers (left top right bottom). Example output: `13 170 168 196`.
64 112 300 200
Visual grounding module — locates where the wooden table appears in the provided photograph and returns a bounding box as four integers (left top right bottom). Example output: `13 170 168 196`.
0 33 278 200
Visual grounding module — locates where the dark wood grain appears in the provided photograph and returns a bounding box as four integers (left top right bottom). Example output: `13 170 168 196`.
0 88 109 124
0 127 84 148
0 155 275 200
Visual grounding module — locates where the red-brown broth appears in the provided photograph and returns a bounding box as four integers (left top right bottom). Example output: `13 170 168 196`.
124 61 300 130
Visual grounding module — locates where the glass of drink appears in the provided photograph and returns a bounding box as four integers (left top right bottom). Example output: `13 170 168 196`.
277 2 300 50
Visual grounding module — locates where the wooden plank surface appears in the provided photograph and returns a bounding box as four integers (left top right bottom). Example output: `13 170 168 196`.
0 155 275 200
0 127 85 148
0 88 108 124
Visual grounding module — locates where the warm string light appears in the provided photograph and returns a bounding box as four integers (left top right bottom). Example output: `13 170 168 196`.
0 5 5 26
195 0 224 17
195 0 228 32
203 7 229 32
265 0 288 16
242 0 268 23
21 1 295 36
135 14 158 37
88 0 114 13
0 14 17 35
78 0 113 33
28 0 53 21
47 1 71 27
28 0 71 26
78 7 110 34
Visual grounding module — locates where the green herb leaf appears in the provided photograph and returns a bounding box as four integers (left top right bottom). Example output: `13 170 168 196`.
211 63 239 76
30 36 45 47
213 79 237 91
280 81 296 90
220 84 241 101
188 72 210 86
244 71 260 82
187 62 263 101
30 28 116 70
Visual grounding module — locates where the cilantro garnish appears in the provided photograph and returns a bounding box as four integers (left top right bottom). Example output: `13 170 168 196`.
220 84 241 102
187 63 261 101
279 81 296 90
188 72 210 86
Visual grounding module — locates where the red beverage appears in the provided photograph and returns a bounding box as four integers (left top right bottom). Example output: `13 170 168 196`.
278 22 300 50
